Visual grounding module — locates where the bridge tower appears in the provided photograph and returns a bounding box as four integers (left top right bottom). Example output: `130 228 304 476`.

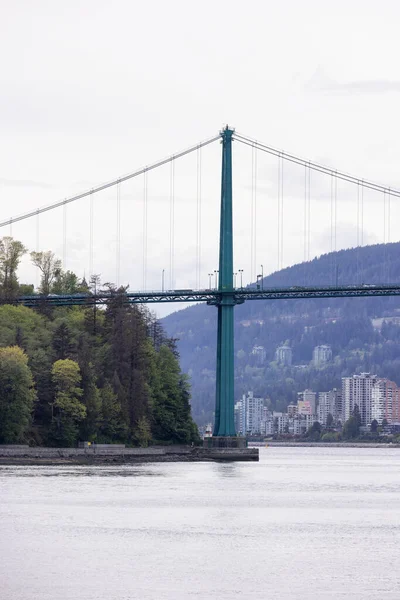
211 126 243 442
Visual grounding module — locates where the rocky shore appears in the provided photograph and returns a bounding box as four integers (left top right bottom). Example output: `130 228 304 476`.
0 444 259 464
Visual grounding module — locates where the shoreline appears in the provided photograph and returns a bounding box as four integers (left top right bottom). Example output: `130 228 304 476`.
252 441 400 448
0 445 259 465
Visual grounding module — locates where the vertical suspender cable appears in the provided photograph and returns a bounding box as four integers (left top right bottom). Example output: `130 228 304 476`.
63 203 67 269
142 171 148 290
250 145 255 282
277 154 281 271
252 145 258 281
36 210 40 288
280 154 283 270
331 174 334 284
307 165 311 263
89 190 93 277
169 160 175 290
196 146 202 289
303 164 307 284
116 182 121 287
388 188 391 281
334 176 339 286
357 182 360 283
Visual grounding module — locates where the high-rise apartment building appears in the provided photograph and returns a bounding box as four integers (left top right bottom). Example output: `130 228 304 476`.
313 345 332 367
251 345 266 365
275 345 292 366
371 379 400 424
317 389 342 424
234 391 264 435
342 373 377 425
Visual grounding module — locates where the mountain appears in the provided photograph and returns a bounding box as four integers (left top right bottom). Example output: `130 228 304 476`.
162 243 400 425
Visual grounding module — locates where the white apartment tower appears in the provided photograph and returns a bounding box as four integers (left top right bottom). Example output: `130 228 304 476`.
342 373 377 425
313 345 332 366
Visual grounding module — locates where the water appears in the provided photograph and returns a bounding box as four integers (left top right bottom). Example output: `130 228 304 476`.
1 447 400 600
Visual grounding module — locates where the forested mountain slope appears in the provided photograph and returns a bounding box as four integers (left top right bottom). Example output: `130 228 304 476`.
162 243 400 425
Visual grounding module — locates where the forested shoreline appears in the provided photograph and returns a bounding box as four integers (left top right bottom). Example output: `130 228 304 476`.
0 237 200 447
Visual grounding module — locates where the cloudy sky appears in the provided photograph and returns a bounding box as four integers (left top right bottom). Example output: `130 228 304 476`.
1 0 400 315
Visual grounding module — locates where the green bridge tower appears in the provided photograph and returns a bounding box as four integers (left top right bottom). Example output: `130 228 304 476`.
212 126 244 442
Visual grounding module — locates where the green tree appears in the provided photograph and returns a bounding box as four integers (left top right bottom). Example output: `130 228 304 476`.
134 415 152 447
98 381 128 442
370 419 378 433
0 237 27 300
343 416 360 439
326 413 334 429
50 359 86 446
0 346 36 443
53 322 76 360
30 251 62 295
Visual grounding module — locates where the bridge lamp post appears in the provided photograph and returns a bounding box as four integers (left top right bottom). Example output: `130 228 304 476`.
261 264 264 289
162 269 165 292
208 273 213 289
214 269 219 290
238 269 243 289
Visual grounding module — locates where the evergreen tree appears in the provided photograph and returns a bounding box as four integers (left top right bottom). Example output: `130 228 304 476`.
0 346 36 443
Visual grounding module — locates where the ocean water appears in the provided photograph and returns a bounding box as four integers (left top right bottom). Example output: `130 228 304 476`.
1 447 399 600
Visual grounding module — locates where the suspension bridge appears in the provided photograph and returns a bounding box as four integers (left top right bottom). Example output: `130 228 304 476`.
3 126 400 441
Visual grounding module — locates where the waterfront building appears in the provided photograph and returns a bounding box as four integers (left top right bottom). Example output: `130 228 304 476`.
235 391 264 435
371 379 400 424
275 345 292 366
317 389 342 424
312 345 332 367
342 373 377 426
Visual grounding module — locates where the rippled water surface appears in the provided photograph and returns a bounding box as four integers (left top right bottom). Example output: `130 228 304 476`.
1 447 400 600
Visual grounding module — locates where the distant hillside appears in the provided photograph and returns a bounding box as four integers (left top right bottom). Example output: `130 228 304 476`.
162 243 400 425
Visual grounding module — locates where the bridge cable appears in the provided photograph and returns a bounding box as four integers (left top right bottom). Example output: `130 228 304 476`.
303 164 308 284
334 173 338 285
142 172 148 291
89 190 94 277
234 133 400 198
251 144 257 281
0 134 220 230
196 145 202 290
36 209 40 288
169 160 175 290
307 165 311 264
63 204 67 269
357 182 360 283
116 182 121 287
280 153 284 271
331 174 334 284
277 153 281 272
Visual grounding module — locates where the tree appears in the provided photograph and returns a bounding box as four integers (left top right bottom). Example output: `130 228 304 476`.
134 415 152 447
50 359 86 446
306 421 322 441
0 237 27 300
30 251 62 296
0 346 36 443
53 322 76 360
343 416 360 439
370 419 378 434
326 413 334 429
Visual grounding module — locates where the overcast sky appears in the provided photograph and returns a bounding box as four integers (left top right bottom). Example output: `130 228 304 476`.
1 0 400 316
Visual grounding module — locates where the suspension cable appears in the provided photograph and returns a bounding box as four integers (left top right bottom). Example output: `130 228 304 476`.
0 134 220 229
234 133 400 197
